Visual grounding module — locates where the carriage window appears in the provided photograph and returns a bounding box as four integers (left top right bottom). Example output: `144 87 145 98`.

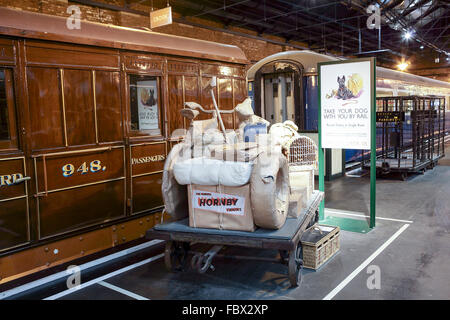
0 69 16 143
129 75 161 136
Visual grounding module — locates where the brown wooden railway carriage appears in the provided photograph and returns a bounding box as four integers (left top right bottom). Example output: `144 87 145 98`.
0 7 248 284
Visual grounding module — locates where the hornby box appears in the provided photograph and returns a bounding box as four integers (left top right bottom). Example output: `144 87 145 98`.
187 184 255 232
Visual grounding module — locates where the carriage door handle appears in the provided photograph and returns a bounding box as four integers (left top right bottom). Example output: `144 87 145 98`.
14 176 31 184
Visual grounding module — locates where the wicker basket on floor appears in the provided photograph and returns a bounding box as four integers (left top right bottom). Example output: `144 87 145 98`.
301 224 340 270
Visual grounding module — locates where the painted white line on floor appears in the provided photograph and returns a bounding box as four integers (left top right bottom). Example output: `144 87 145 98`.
0 239 164 300
43 253 164 300
98 281 149 300
323 223 410 300
325 208 414 224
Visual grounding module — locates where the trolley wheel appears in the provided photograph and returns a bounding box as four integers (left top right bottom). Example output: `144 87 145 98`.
381 162 390 175
164 241 190 272
401 172 408 181
191 253 214 274
288 243 303 287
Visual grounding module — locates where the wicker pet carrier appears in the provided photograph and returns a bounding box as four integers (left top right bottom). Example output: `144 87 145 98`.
287 136 318 170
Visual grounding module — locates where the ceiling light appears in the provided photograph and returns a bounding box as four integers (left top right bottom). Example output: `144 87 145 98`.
397 62 409 71
420 45 424 49
404 31 412 40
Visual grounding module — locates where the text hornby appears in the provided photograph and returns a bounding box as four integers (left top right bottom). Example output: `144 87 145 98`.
197 197 238 207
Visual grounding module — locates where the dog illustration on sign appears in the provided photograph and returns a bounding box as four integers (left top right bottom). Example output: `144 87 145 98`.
140 88 157 107
326 73 364 101
337 76 355 100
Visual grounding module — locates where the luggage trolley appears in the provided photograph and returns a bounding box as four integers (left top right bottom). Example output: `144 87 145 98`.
362 95 445 180
147 135 321 287
146 191 324 287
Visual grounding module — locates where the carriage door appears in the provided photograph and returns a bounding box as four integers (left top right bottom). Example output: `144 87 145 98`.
0 55 30 252
124 57 166 217
263 72 295 125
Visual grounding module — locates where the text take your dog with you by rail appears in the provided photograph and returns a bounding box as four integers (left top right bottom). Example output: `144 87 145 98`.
193 190 245 215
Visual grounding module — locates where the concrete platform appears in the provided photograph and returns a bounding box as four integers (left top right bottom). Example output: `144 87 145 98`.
5 143 450 300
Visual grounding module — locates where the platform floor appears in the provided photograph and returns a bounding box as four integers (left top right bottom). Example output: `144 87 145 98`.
4 143 450 300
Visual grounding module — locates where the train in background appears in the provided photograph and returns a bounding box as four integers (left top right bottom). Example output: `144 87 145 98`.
247 50 450 179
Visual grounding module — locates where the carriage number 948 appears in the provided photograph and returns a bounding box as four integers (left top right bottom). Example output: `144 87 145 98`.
62 160 105 177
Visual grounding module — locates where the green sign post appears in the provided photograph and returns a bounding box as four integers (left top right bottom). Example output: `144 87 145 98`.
318 57 377 229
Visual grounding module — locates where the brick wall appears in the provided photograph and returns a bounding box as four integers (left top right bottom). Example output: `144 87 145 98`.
0 0 447 79
0 0 304 63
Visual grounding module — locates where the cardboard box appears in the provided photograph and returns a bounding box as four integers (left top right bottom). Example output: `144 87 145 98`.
288 186 308 218
187 184 255 232
289 167 314 201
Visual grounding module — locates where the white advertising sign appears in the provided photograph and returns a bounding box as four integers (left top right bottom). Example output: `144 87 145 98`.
320 60 373 150
192 190 245 216
137 80 159 130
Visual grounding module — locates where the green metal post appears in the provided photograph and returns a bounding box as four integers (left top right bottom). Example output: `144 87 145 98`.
318 72 325 220
370 58 377 228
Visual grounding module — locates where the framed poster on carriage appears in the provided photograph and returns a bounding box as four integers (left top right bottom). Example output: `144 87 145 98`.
319 58 375 150
129 74 162 136
137 79 159 130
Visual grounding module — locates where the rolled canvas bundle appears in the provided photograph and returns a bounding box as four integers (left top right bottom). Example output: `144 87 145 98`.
250 150 290 229
173 157 253 187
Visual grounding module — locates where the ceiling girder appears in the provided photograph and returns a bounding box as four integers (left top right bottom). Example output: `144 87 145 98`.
71 0 449 66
